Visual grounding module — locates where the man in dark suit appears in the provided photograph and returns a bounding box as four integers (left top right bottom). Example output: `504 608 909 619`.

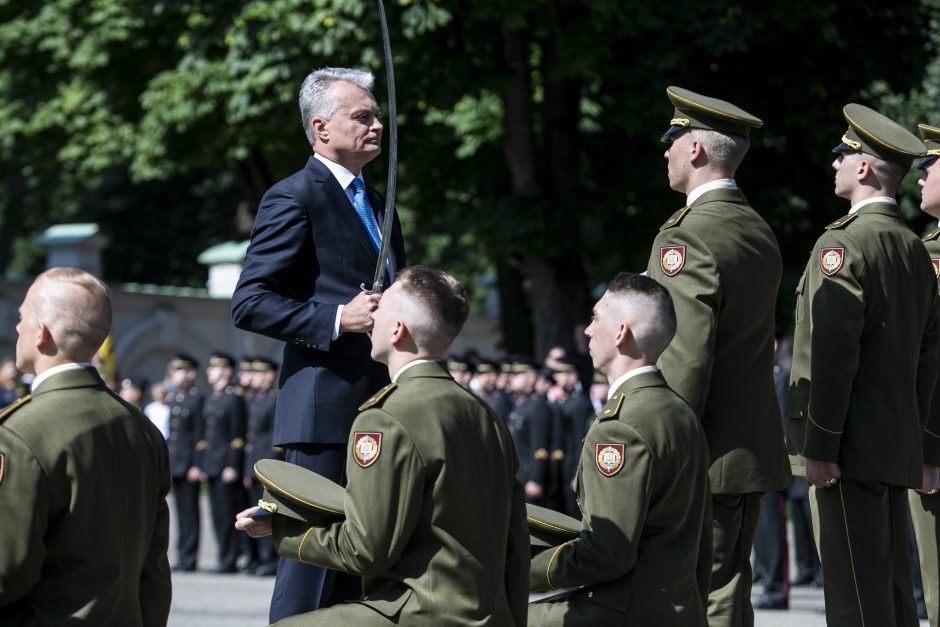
0 268 171 625
231 66 405 622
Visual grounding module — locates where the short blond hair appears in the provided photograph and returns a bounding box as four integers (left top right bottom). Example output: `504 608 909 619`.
32 268 111 360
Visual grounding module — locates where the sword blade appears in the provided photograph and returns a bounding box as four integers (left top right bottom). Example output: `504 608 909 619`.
371 0 398 294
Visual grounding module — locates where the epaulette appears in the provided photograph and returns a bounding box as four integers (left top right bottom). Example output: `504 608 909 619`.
230 437 245 449
195 439 208 451
825 213 859 230
358 382 398 411
596 393 624 422
0 395 31 424
924 226 940 243
659 206 691 231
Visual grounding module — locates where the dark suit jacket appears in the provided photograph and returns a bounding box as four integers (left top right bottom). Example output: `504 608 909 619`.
232 156 406 445
0 366 171 626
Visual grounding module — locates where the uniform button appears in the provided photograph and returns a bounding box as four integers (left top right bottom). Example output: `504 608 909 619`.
176 394 184 402
182 409 189 417
588 591 593 598
172 407 180 415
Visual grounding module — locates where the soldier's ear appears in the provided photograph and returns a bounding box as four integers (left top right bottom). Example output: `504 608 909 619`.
614 323 630 348
36 322 54 354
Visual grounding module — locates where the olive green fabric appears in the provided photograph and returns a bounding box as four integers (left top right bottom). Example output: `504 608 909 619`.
910 231 940 627
271 360 529 627
526 503 580 548
789 203 939 627
0 366 171 626
919 123 940 154
810 482 918 626
836 104 925 167
787 203 940 482
707 493 761 627
254 458 345 527
663 86 763 141
911 490 940 627
646 188 791 495
527 370 711 626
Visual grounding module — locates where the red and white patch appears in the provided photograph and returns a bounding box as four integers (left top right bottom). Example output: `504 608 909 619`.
820 247 844 276
353 432 382 468
0 453 4 486
932 258 940 279
595 443 625 477
660 246 686 277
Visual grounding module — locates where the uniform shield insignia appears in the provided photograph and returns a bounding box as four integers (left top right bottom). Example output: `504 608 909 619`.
820 247 844 276
0 453 4 486
660 246 686 277
353 432 382 468
595 443 625 477
932 258 940 279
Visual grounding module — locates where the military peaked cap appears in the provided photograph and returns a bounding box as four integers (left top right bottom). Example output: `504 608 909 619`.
661 86 763 143
918 123 940 170
169 353 198 370
526 503 580 548
253 459 345 527
832 104 925 167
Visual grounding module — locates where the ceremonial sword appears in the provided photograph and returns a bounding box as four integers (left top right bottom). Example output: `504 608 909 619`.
368 0 398 294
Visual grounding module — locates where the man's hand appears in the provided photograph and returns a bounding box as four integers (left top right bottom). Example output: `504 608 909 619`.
186 466 202 483
234 506 273 538
916 465 940 495
222 467 238 484
339 291 381 334
525 481 544 499
806 458 842 489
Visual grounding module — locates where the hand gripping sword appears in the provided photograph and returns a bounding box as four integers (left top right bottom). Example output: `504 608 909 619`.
368 0 398 294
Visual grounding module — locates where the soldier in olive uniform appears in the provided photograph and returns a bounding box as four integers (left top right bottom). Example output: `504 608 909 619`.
909 122 940 627
528 273 710 626
237 266 528 626
508 358 553 505
199 351 247 573
166 353 205 572
0 268 171 625
787 105 940 626
647 87 791 627
244 357 281 576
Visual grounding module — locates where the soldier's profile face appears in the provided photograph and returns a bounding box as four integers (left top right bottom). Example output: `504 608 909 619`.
370 283 401 364
14 282 41 374
920 159 940 217
832 152 859 199
664 132 690 193
585 293 616 372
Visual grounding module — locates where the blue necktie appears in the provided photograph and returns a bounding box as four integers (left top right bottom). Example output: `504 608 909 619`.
350 178 381 252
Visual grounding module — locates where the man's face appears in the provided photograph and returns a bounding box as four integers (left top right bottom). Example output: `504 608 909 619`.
584 292 618 373
317 81 383 171
370 283 402 364
206 365 231 386
664 131 691 193
832 152 860 200
512 371 536 394
920 159 940 219
168 368 188 388
15 282 41 375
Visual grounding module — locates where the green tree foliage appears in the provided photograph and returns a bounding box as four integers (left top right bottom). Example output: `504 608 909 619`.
0 0 929 353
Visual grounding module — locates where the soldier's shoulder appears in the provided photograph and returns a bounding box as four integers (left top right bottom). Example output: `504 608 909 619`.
358 382 398 412
824 212 860 232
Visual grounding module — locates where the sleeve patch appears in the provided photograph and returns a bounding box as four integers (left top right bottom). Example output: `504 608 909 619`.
0 452 4 486
932 258 940 279
353 432 382 468
595 443 625 477
820 247 844 276
660 245 686 276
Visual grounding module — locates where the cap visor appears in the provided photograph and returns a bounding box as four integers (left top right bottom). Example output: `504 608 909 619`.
919 156 938 170
661 126 685 143
832 143 856 154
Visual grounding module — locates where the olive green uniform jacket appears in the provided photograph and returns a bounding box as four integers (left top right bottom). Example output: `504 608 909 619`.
0 366 172 626
647 187 791 494
787 203 940 484
273 360 530 626
529 370 711 625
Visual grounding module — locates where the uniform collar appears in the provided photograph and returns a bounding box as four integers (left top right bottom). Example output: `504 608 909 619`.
607 365 658 400
31 362 91 392
848 196 896 215
686 178 737 207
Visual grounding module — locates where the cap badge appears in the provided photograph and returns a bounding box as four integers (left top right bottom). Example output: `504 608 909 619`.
661 246 686 276
595 443 625 477
932 259 940 279
820 247 844 276
353 432 382 468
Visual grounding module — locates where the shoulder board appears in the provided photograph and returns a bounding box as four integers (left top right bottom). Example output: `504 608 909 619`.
358 382 398 411
923 226 940 243
0 395 31 424
659 206 691 231
596 393 624 422
230 437 245 449
825 213 859 231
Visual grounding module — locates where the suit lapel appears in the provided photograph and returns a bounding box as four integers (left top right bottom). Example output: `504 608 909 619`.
307 158 380 262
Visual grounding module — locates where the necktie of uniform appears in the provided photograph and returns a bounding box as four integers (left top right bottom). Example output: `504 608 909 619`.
350 178 381 252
